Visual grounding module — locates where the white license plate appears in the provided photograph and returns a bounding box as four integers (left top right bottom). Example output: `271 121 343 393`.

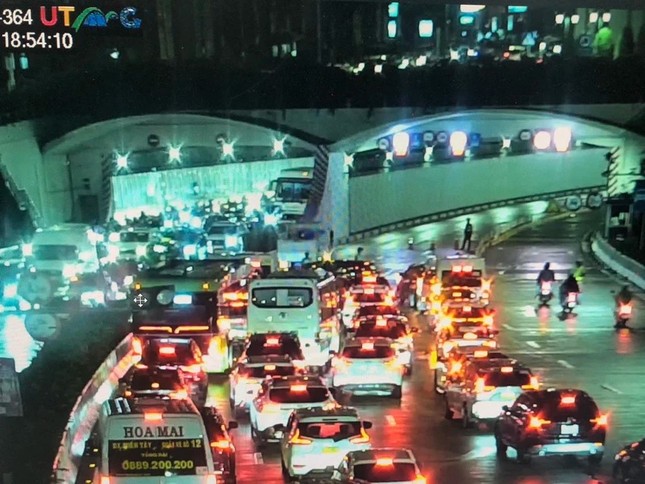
561 424 579 435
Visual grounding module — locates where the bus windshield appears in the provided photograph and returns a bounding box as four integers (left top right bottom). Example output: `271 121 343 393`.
275 180 311 202
251 287 313 308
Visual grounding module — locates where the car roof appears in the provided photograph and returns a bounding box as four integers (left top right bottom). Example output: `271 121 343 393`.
249 332 298 340
266 375 325 388
348 448 415 464
344 336 394 347
292 405 359 421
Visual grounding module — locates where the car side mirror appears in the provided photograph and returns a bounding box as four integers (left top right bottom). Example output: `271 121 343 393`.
502 405 510 412
273 423 286 432
362 420 373 429
228 421 238 430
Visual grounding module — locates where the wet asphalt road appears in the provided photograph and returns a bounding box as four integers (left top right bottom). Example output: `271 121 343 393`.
214 210 643 484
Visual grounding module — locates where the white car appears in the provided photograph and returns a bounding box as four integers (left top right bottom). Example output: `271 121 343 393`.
229 354 298 416
277 406 372 479
108 228 152 261
333 448 427 484
342 284 393 326
205 222 247 253
354 316 418 374
249 375 336 445
437 328 498 361
331 337 404 399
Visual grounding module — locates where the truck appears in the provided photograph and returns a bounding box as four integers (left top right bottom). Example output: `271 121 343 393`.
267 166 314 220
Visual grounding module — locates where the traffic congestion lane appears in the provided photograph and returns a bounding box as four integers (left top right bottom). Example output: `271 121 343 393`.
213 210 639 483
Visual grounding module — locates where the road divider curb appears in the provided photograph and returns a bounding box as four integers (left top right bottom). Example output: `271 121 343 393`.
590 232 645 290
51 334 135 484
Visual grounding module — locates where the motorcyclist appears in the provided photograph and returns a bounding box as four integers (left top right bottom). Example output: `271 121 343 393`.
536 262 555 296
573 260 586 288
559 273 580 306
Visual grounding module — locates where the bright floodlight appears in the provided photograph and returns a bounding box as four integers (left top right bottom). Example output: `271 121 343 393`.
589 12 599 23
553 127 572 152
222 141 235 157
571 14 580 24
273 137 285 155
343 152 354 168
552 45 562 54
418 20 434 38
533 130 552 150
602 12 611 23
460 4 485 13
502 137 511 149
555 14 565 24
115 153 128 169
374 64 383 74
450 131 468 157
392 132 410 157
387 20 397 39
168 145 181 162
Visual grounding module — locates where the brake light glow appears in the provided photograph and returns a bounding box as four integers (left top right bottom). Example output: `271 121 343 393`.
132 337 142 355
290 384 308 392
210 440 232 450
202 282 210 290
482 315 494 326
463 306 472 312
348 427 370 444
591 414 608 427
500 366 513 373
151 382 160 389
170 389 189 399
473 350 488 358
376 318 387 327
159 346 176 356
452 266 462 273
376 457 394 466
383 295 394 306
529 416 551 429
442 342 454 353
138 325 173 333
452 292 463 297
463 265 473 272
483 340 497 348
560 395 576 405
289 429 313 445
463 332 477 340
482 279 492 291
431 283 442 296
265 337 280 346
144 412 163 421
449 361 462 373
175 325 210 333
361 342 375 350
264 365 276 371
124 390 132 397
414 476 427 484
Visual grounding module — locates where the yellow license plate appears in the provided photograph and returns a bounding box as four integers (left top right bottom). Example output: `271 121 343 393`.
323 447 339 454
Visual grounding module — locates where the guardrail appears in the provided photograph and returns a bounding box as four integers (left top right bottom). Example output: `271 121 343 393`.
50 334 135 484
591 233 645 290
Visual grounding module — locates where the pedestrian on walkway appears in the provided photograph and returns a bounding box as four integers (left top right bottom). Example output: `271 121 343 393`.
461 218 473 252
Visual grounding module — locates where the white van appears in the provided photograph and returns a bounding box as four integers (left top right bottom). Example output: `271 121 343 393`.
93 397 222 483
23 224 100 279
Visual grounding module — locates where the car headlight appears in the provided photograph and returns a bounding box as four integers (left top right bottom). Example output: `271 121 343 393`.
153 244 166 253
135 246 147 257
123 275 134 286
183 245 197 257
62 264 77 279
108 233 120 243
3 283 17 298
108 246 120 258
225 235 239 248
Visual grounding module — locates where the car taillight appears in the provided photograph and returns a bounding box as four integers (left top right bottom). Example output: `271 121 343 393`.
101 477 110 484
289 429 313 445
591 414 608 427
170 389 189 399
483 315 494 326
124 390 132 397
348 428 370 444
132 337 142 355
211 440 232 450
528 416 551 429
414 476 427 484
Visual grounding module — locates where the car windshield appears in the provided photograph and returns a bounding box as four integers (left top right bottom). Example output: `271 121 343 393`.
268 387 329 403
538 393 600 421
353 462 418 482
342 346 395 359
130 371 182 391
297 421 361 439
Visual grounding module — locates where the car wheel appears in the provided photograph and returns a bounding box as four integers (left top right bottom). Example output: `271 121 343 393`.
391 385 402 399
516 447 531 465
461 405 471 429
588 453 603 466
494 432 507 459
444 399 454 420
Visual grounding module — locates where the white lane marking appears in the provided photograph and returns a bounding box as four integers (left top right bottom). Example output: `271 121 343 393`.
253 452 263 465
526 341 540 349
385 415 396 426
557 360 575 369
503 323 516 330
601 384 623 395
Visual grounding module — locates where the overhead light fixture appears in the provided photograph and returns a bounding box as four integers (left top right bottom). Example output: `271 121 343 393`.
115 153 128 169
450 131 468 157
555 14 565 24
571 14 580 24
343 152 354 168
168 145 181 162
553 127 572 152
392 132 410 157
602 12 611 23
533 130 552 150
222 141 235 158
589 12 599 23
460 4 486 13
273 137 286 155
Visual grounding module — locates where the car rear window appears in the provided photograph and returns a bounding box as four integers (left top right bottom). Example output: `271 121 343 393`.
353 293 387 304
246 338 302 359
353 462 417 482
482 370 531 387
355 322 406 339
297 421 361 439
268 387 329 403
142 343 199 366
239 364 296 378
342 346 395 359
355 306 399 317
130 371 182 391
442 274 482 287
538 393 599 421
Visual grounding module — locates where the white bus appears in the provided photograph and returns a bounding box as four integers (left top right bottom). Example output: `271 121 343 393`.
247 270 342 367
93 397 221 483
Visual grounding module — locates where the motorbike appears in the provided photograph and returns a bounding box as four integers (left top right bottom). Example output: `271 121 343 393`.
615 302 633 329
538 281 553 306
561 292 578 315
